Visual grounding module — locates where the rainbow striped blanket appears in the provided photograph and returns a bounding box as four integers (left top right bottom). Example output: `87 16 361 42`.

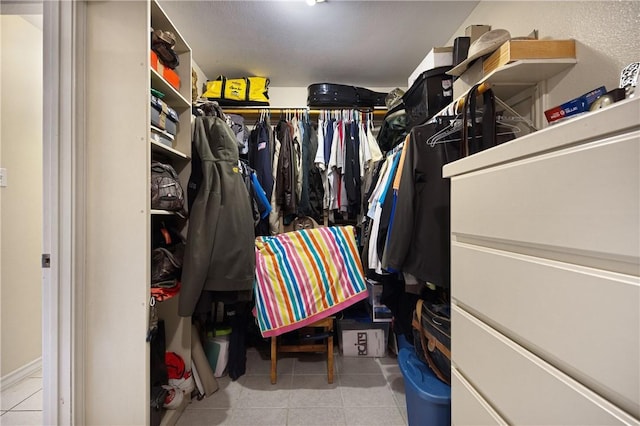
254 226 368 337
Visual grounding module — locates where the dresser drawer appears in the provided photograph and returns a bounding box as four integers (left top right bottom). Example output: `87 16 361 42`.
452 366 507 426
452 305 639 425
449 131 640 264
451 242 640 417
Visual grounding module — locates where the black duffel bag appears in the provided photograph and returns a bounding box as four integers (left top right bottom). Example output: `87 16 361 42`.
411 298 451 384
307 83 387 108
402 66 453 130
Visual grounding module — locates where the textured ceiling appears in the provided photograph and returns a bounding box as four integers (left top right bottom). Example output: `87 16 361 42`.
158 0 479 88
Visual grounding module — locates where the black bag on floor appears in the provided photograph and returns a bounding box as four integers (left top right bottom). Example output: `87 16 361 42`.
150 320 168 426
307 83 387 108
411 299 451 385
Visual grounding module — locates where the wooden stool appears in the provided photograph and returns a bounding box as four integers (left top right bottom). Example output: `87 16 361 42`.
270 316 335 384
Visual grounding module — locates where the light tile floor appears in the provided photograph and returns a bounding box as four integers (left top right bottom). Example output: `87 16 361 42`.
0 369 43 426
0 348 408 426
177 347 408 426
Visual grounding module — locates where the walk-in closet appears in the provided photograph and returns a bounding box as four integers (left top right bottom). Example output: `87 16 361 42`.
1 1 638 425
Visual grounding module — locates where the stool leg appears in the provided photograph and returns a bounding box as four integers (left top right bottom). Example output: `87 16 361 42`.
327 333 334 384
270 336 277 385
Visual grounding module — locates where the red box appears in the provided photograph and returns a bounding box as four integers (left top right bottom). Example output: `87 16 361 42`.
150 50 180 91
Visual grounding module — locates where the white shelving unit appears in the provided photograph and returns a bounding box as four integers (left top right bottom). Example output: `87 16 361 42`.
84 1 193 424
150 1 192 425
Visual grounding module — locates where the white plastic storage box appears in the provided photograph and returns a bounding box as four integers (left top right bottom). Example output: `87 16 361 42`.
338 318 390 357
408 46 453 87
203 335 230 377
366 280 393 322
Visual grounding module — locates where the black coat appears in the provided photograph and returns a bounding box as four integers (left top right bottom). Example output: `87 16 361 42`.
385 122 461 288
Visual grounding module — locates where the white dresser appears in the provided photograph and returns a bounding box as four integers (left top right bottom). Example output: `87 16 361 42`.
443 97 640 425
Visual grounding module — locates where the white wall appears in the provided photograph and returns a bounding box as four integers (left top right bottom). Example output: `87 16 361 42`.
0 15 43 378
446 1 640 109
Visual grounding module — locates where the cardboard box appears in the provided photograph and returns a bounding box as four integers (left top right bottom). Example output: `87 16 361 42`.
483 39 576 75
408 47 454 87
338 318 390 357
342 329 386 357
465 25 491 44
544 86 607 123
150 50 181 91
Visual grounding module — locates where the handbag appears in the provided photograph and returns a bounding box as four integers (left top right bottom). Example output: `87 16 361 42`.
151 222 184 302
203 75 270 106
151 161 186 216
411 298 451 384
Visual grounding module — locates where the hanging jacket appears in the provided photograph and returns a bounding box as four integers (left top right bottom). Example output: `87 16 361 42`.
306 121 325 224
179 116 256 317
275 120 296 215
385 121 462 288
344 120 361 216
268 130 282 235
248 121 274 201
297 117 312 217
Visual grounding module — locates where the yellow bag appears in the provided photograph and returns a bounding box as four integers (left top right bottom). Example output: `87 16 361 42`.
203 75 269 106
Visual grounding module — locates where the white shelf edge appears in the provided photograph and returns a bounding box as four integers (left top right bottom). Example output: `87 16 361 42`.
151 67 190 108
151 209 180 215
151 139 189 160
481 58 577 84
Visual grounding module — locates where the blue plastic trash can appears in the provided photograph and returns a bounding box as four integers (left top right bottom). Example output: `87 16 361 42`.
398 348 451 426
396 333 413 352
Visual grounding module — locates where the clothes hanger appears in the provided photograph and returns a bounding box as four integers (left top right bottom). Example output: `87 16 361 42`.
426 110 517 146
495 116 522 134
494 97 537 131
426 117 463 146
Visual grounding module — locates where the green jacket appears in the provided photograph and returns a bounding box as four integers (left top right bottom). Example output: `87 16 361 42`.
179 116 256 317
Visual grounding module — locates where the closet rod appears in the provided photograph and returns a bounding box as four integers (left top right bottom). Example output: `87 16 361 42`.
220 107 388 118
430 82 492 121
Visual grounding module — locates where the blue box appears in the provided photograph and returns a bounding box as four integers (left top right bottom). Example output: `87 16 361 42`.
398 348 451 426
544 86 607 123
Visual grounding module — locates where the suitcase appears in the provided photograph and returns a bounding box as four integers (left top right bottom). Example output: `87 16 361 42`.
151 94 179 136
307 83 387 108
402 66 453 130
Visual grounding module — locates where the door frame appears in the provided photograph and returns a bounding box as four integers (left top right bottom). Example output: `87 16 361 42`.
42 0 86 423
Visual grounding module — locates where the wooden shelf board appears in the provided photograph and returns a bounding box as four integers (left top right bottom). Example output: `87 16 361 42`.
151 68 190 109
151 139 189 160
